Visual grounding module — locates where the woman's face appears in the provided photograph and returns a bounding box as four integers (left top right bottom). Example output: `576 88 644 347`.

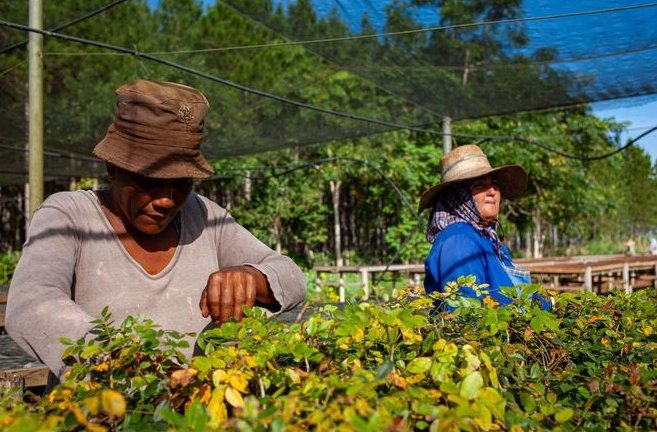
469 174 501 222
110 166 193 235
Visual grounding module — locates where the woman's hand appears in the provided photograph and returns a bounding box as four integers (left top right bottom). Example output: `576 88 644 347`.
199 266 274 324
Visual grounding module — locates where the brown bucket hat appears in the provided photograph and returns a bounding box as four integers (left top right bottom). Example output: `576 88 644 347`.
418 144 527 211
93 79 214 179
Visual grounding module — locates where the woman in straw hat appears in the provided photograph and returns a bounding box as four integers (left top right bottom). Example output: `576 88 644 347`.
419 144 550 311
6 79 306 384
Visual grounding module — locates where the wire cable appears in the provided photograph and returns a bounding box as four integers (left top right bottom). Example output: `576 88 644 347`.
203 155 427 295
0 0 131 55
131 2 657 54
0 142 105 164
0 20 653 162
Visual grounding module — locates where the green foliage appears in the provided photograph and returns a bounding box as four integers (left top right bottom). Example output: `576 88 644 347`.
4 0 657 264
2 287 657 430
0 250 20 285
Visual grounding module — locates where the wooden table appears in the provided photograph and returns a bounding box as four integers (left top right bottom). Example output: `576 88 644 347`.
314 255 657 301
518 255 657 294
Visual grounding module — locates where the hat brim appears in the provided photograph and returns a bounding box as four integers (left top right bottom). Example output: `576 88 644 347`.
93 128 213 179
418 165 527 212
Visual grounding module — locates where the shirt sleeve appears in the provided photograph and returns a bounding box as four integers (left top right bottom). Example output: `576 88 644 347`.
5 195 95 379
204 198 307 312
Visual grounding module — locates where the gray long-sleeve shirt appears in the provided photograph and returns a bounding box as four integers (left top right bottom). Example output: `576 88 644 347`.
6 190 306 377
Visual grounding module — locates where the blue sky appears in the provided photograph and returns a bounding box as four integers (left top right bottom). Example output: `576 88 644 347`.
298 0 657 161
593 100 657 162
151 0 657 161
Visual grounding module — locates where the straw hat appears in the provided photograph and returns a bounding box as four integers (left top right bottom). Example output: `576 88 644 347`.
93 79 214 179
418 144 527 211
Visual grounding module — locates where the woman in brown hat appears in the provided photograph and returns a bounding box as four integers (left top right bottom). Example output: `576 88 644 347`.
419 144 550 311
6 79 307 383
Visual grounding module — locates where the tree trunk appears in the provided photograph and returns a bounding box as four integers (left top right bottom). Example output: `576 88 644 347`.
524 229 531 258
532 210 543 258
330 179 343 267
273 215 282 255
244 170 251 202
462 49 470 85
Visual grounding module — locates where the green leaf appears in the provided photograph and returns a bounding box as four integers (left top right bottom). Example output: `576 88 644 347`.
530 310 561 332
459 371 484 400
80 344 101 359
407 357 432 374
554 407 574 423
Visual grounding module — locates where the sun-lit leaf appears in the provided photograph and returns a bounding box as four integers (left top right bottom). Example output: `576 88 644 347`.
100 390 126 417
207 388 227 425
459 371 484 400
407 357 432 374
554 407 574 423
224 386 244 408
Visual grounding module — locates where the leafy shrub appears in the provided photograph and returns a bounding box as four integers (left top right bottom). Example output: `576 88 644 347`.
1 286 656 431
0 250 20 285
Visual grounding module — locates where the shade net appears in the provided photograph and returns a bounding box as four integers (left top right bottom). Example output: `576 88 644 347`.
1 0 656 184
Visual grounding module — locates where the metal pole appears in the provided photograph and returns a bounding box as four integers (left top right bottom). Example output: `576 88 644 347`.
442 116 452 154
28 0 44 222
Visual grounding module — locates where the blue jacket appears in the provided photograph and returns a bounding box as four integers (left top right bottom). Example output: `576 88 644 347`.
424 222 550 311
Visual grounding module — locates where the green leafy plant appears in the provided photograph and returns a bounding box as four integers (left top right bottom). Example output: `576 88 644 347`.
0 250 20 285
1 286 656 431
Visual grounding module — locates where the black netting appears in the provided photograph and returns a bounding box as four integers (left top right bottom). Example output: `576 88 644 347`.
1 0 656 183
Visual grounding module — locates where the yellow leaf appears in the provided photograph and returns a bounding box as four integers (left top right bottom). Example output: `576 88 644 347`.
286 368 301 384
225 386 244 408
483 296 499 308
588 316 604 324
198 384 213 404
170 368 198 388
86 423 108 432
388 371 408 390
228 372 248 393
92 362 109 372
84 395 100 415
44 416 65 428
100 389 126 417
212 369 228 387
244 356 257 368
601 337 609 346
69 404 88 425
208 388 227 424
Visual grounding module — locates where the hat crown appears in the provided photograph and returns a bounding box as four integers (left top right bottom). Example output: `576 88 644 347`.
92 79 214 179
418 144 528 211
440 144 492 183
114 80 209 134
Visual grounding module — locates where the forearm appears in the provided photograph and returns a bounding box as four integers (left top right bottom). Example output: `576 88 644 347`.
215 210 306 311
245 256 306 311
243 265 276 306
